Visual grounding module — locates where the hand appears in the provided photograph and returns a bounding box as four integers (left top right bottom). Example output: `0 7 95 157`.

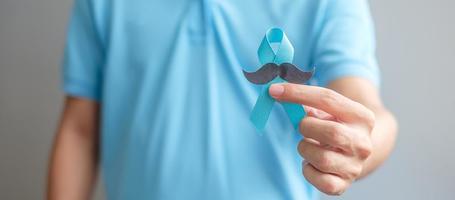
269 83 375 195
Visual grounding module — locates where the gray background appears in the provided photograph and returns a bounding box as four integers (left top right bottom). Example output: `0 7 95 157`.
1 0 454 199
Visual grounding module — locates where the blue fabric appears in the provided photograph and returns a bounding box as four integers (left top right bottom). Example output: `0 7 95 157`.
250 28 306 131
62 0 379 199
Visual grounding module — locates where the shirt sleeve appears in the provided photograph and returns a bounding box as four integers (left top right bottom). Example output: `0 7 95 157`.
62 0 104 101
311 0 380 87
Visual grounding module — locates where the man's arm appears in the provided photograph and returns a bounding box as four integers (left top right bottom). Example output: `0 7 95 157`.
269 77 397 195
327 77 397 177
47 97 100 200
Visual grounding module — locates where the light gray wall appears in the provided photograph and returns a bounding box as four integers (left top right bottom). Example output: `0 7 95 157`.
0 0 454 199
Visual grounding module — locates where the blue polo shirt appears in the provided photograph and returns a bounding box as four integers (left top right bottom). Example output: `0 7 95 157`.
62 0 379 199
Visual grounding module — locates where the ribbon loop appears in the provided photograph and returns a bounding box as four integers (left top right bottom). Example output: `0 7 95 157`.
249 28 307 132
258 27 294 65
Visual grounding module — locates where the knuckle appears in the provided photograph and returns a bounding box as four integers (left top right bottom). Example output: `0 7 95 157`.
299 118 309 134
327 124 348 145
297 140 306 156
302 162 311 177
320 89 341 108
351 165 363 179
344 164 363 180
318 152 333 169
363 109 376 130
358 146 372 160
355 136 373 159
326 123 341 137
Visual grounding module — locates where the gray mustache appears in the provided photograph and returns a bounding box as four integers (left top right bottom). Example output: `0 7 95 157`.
243 63 314 85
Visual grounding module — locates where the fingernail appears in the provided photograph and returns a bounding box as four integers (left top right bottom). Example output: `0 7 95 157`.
269 84 285 97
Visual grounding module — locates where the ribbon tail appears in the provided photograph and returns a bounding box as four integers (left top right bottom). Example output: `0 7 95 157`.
281 102 306 130
250 83 276 131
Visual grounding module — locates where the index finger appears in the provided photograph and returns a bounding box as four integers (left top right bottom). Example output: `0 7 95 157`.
269 83 373 123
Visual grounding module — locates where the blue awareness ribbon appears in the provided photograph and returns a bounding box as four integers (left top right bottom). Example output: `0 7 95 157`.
249 28 306 131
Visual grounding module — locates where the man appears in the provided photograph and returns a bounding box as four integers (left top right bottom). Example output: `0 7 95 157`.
47 0 397 199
